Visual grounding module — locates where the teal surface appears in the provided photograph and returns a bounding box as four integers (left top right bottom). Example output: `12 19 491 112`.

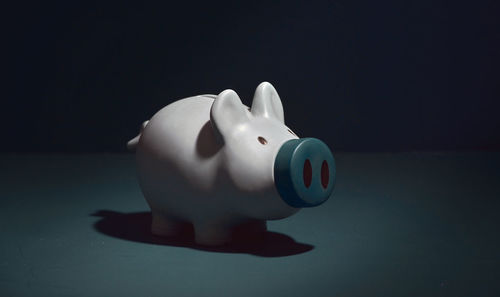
0 153 499 296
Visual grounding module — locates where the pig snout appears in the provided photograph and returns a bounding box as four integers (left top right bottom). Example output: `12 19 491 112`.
274 138 336 208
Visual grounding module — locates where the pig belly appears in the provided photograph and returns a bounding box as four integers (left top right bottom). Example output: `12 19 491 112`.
135 96 249 230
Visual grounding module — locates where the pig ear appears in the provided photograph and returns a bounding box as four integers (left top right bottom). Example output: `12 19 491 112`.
251 81 284 123
210 89 249 143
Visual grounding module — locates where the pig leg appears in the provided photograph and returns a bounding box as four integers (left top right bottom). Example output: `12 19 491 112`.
151 213 185 237
193 221 233 246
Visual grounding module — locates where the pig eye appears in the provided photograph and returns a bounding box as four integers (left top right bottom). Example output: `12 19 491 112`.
287 129 297 137
257 136 267 145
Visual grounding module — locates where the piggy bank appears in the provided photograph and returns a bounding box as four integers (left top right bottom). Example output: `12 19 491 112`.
128 82 335 245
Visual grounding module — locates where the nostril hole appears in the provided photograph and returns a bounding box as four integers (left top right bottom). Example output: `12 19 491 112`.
303 159 312 188
257 136 267 145
321 160 329 189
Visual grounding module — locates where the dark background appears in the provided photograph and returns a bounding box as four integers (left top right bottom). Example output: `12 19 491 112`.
2 2 500 296
4 0 499 152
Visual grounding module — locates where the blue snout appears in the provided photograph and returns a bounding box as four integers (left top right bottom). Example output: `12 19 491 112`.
274 138 336 208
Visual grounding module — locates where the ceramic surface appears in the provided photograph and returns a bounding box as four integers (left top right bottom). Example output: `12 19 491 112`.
128 82 335 245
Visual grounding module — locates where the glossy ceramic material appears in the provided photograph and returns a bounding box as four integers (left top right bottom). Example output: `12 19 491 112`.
128 82 335 245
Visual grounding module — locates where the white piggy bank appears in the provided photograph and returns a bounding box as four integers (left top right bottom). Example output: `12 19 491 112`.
128 82 335 245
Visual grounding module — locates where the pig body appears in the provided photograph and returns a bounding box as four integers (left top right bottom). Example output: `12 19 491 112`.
129 82 335 245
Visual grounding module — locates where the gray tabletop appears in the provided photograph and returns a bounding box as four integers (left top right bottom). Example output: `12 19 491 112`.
0 152 498 296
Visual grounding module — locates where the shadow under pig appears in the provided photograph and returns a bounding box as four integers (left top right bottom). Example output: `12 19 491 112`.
91 210 314 257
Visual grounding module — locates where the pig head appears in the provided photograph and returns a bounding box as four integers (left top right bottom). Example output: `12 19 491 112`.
210 82 336 218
